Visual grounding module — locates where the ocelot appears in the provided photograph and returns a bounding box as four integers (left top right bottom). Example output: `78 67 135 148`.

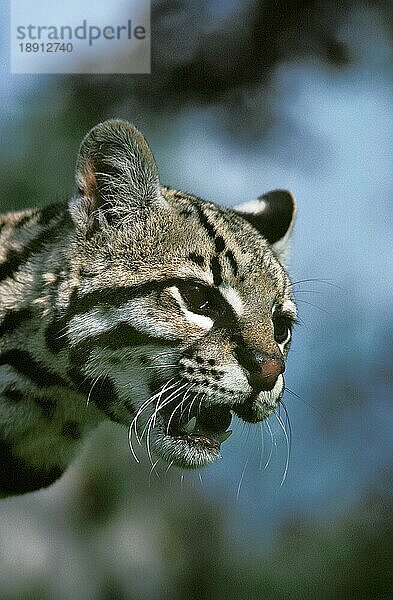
0 119 297 496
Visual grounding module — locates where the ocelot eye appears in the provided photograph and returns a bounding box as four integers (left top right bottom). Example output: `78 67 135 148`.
273 311 292 344
178 283 217 316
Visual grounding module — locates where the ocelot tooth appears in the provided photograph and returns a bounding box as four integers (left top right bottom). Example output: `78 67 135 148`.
215 430 233 443
184 416 197 433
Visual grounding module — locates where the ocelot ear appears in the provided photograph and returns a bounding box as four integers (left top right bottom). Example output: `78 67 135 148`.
70 119 161 237
233 190 296 261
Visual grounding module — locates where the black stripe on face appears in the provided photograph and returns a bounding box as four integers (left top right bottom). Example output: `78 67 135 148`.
67 367 91 395
187 252 205 267
68 322 179 387
210 256 223 286
3 385 56 417
88 376 119 418
72 323 179 356
68 282 159 316
0 350 68 388
0 308 33 337
194 205 217 240
147 374 162 398
193 203 235 288
92 323 177 349
69 277 214 316
0 439 63 495
225 250 238 277
0 211 69 283
214 236 225 253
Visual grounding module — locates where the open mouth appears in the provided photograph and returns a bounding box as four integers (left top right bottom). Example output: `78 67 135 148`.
129 379 282 469
151 391 234 468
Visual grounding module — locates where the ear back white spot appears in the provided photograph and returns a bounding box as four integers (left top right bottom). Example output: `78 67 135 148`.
233 199 267 214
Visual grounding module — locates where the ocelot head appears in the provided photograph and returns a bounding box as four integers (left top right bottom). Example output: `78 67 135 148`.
68 120 297 469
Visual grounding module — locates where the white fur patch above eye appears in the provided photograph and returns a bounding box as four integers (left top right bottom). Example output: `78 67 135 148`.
281 299 297 320
169 287 214 330
233 199 267 214
218 284 244 317
272 299 297 320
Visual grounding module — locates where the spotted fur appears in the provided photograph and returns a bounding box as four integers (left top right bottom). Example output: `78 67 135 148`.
0 120 297 495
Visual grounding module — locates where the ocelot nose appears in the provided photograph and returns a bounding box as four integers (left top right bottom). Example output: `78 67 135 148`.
248 356 285 393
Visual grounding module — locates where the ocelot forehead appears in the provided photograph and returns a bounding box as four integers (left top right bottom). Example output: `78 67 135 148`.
161 187 271 254
166 189 290 291
79 186 291 313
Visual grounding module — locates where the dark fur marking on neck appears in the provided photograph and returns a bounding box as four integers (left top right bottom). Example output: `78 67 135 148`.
34 397 56 419
0 214 69 283
0 350 68 388
61 421 81 440
0 308 33 337
36 203 68 226
14 214 33 229
0 439 63 495
2 388 24 403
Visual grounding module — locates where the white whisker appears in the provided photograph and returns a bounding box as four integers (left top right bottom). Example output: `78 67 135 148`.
146 380 188 436
131 378 176 443
86 375 102 407
165 383 194 435
275 410 290 487
149 458 161 485
128 378 177 463
145 381 189 465
236 456 249 501
165 459 174 474
263 419 275 470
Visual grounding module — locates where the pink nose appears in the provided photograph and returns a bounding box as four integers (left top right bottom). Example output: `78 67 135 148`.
248 357 284 392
